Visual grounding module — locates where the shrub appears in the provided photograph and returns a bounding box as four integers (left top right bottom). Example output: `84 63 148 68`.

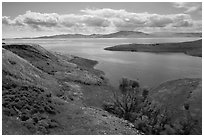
2 85 59 134
103 78 148 122
103 78 199 135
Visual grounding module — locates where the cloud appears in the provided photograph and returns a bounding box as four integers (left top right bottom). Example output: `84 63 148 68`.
81 8 196 31
2 16 12 25
173 2 202 14
2 8 202 34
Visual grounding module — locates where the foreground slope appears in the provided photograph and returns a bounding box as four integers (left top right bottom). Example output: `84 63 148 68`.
2 44 140 135
3 43 113 107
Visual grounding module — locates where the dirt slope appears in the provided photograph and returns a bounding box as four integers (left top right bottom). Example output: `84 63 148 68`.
2 44 139 135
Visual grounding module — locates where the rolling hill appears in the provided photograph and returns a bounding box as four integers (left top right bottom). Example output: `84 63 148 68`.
16 31 201 39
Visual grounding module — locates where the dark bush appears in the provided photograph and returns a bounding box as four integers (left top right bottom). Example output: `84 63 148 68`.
103 78 199 135
104 78 146 121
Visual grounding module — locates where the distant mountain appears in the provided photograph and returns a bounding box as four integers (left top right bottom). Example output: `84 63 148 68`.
25 31 150 39
151 32 202 38
33 34 100 39
98 31 150 38
174 32 202 37
17 31 202 39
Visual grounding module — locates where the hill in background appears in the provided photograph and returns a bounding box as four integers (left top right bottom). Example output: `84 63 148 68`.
14 31 202 39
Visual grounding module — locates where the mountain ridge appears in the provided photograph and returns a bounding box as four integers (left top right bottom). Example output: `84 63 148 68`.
15 31 202 39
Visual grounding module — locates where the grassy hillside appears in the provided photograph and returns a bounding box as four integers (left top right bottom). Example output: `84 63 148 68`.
2 44 140 135
105 39 202 57
150 78 202 134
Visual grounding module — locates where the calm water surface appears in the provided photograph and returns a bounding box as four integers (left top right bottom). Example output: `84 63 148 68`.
5 38 202 88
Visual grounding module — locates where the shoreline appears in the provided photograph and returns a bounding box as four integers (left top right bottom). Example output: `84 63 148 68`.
104 39 202 57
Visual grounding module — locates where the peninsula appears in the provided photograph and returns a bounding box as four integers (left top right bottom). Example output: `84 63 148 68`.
104 39 202 57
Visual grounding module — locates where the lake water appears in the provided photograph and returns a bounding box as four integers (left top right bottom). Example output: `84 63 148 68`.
4 38 202 88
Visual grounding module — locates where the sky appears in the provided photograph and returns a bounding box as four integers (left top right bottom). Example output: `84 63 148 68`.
2 2 202 38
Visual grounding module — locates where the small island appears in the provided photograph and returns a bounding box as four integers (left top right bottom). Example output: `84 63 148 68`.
104 39 202 57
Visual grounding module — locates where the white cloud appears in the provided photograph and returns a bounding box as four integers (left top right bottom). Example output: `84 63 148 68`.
2 8 202 34
2 16 12 25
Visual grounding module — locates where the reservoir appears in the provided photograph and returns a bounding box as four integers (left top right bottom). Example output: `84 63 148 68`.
5 38 202 88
